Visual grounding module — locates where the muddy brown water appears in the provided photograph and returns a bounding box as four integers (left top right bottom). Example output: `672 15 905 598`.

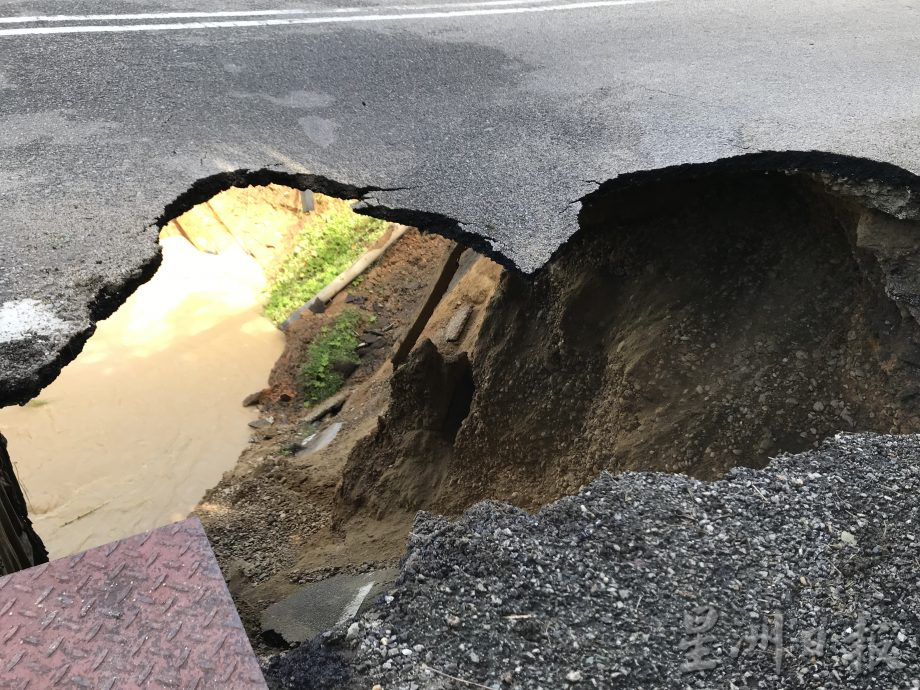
0 237 284 558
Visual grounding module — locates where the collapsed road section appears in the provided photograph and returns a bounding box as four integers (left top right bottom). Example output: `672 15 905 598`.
336 171 920 519
5 159 920 688
191 167 920 675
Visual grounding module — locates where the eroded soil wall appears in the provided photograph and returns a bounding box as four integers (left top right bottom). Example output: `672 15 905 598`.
339 173 920 517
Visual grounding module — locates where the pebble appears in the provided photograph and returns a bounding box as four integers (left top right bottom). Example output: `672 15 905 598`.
346 622 360 640
267 434 920 689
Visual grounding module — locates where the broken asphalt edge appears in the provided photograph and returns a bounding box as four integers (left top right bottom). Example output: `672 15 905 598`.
2 150 918 411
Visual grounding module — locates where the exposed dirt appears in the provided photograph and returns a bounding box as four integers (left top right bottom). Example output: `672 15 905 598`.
337 173 920 520
160 183 308 274
199 172 920 656
195 227 478 650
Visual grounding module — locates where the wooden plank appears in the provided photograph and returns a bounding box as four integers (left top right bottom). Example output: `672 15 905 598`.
392 242 466 367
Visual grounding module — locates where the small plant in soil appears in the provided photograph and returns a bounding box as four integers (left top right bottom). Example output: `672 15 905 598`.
299 309 365 405
264 198 388 324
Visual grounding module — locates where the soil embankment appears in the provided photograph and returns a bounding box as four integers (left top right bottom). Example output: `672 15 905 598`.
338 173 920 521
196 227 476 644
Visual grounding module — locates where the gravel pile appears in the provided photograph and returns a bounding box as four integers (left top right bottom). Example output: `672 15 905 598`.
266 433 920 688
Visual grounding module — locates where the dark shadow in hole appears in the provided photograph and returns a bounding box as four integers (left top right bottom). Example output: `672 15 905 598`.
441 356 475 444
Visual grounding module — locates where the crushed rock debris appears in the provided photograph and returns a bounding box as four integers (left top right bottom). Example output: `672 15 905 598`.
266 433 920 688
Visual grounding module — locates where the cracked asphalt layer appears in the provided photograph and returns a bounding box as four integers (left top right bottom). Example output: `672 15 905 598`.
2 0 920 403
267 433 920 689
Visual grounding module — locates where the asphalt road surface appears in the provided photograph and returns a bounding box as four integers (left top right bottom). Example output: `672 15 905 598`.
2 0 920 404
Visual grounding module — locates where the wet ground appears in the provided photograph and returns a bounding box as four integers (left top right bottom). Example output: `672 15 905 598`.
0 236 284 558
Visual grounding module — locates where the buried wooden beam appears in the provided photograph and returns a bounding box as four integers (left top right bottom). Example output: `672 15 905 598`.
392 241 466 367
281 224 410 331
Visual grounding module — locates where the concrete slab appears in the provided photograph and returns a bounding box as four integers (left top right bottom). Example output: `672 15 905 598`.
298 422 343 456
261 569 399 645
444 304 472 342
0 518 266 689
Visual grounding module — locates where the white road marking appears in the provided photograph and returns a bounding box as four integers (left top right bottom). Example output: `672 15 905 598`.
0 0 664 37
336 582 375 626
0 0 581 24
0 9 360 24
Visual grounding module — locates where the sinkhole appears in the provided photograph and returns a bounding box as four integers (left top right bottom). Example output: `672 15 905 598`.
3 167 920 652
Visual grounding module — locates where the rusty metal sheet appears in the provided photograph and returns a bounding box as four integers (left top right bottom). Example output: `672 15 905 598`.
0 517 266 689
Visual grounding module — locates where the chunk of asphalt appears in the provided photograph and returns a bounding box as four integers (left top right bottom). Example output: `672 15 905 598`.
298 422 342 455
261 569 399 646
280 297 325 332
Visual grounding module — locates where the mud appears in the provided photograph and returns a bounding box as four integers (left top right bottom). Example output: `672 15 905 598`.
0 237 285 558
0 184 310 559
195 227 460 650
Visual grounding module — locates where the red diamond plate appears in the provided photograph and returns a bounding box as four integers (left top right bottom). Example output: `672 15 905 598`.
0 518 266 689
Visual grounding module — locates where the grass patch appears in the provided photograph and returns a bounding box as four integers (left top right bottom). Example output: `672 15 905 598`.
299 309 366 405
265 197 388 324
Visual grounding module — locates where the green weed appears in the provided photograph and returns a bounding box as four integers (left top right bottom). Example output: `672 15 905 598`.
265 199 387 325
299 309 365 405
